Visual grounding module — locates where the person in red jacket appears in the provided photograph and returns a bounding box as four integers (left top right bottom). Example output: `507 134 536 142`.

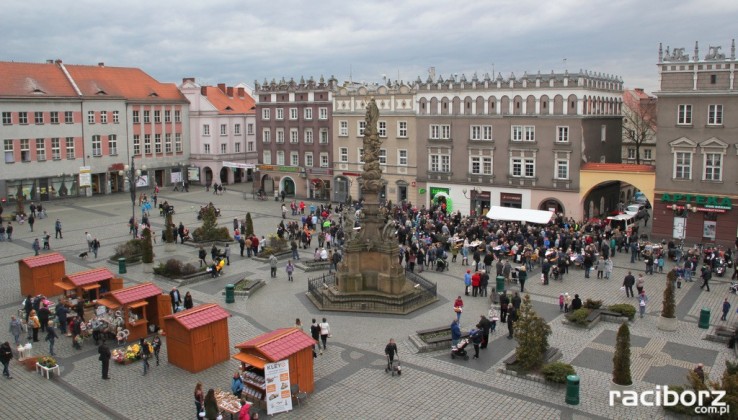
251 235 259 257
471 271 481 297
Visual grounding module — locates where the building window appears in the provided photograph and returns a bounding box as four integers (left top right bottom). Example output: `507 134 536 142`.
91 135 102 157
511 157 535 177
234 124 241 135
65 137 75 159
51 138 60 160
203 124 210 136
204 144 211 154
290 152 299 166
556 159 569 180
304 108 313 120
247 123 254 135
358 149 364 164
220 143 227 154
113 110 120 123
358 121 366 136
154 110 161 123
144 134 151 154
627 147 636 159
643 149 652 160
708 104 723 125
4 140 14 163
379 149 387 165
87 111 95 124
378 121 387 138
557 126 569 142
398 149 408 166
143 110 150 123
133 111 140 123
704 153 722 181
262 108 271 120
711 74 717 84
339 121 348 137
674 151 691 179
304 128 313 144
36 139 46 161
289 108 298 120
133 135 141 155
35 112 44 124
470 156 492 175
600 125 606 142
320 129 328 144
305 152 313 167
65 111 73 124
276 150 285 165
165 134 172 153
319 107 327 120
164 110 170 123
398 121 408 138
20 139 29 161
677 104 692 125
512 125 535 141
100 111 108 124
2 112 11 125
220 124 227 136
339 147 348 162
276 129 285 144
175 134 182 152
276 108 284 120
174 111 181 122
290 129 299 144
262 128 271 143
155 134 162 153
263 150 271 164
108 135 118 155
470 125 493 141
320 153 329 167
247 141 254 152
234 142 241 153
19 112 28 125
429 154 451 172
430 124 451 140
50 112 59 124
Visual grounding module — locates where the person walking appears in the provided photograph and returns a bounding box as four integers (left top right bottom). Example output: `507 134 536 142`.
8 316 22 347
722 298 732 321
92 238 100 258
194 382 205 418
450 319 461 347
604 258 614 279
476 315 491 349
98 342 111 379
318 318 331 354
32 238 41 256
45 321 58 356
286 260 294 282
55 219 63 239
518 266 527 293
636 274 645 296
0 341 13 379
42 231 51 250
6 223 13 241
152 335 161 366
453 296 464 322
463 270 471 296
224 244 231 266
623 271 636 298
700 265 712 292
140 338 151 375
310 319 320 357
28 214 35 232
183 292 194 310
506 306 517 339
638 291 648 318
29 310 40 342
169 287 182 313
269 254 278 278
384 338 398 371
86 231 93 252
198 246 207 267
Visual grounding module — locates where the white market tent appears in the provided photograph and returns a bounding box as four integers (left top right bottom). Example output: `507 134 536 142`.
485 206 554 224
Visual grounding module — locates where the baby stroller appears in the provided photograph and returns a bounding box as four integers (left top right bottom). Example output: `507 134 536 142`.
451 338 470 360
436 256 449 272
385 355 402 376
551 266 561 281
729 282 738 294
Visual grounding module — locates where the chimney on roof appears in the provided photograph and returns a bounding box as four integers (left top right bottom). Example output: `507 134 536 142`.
237 87 245 98
46 59 54 64
201 86 208 96
182 77 195 83
55 59 62 64
217 83 226 93
98 62 105 67
227 87 234 97
635 88 644 92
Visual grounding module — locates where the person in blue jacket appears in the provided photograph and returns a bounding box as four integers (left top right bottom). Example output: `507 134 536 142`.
231 371 244 398
451 319 461 347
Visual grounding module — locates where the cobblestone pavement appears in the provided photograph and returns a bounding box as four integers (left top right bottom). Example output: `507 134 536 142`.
0 183 734 419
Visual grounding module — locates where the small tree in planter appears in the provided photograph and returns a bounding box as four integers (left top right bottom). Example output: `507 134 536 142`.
658 271 678 331
244 213 254 237
164 212 175 244
612 322 632 386
514 294 552 371
141 227 154 264
192 207 231 242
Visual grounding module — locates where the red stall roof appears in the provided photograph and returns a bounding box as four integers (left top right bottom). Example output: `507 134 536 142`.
63 268 114 287
164 304 230 330
19 253 66 268
235 328 316 362
109 282 162 305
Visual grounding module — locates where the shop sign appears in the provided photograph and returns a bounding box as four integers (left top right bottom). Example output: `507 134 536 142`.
501 193 522 202
475 191 491 199
661 193 732 210
188 167 200 181
222 161 255 169
309 168 333 175
342 172 361 177
108 163 125 171
257 165 302 173
79 166 91 188
429 187 449 199
264 360 293 415
418 188 426 195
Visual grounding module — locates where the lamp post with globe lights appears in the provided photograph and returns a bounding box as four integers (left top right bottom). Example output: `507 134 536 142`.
118 156 146 224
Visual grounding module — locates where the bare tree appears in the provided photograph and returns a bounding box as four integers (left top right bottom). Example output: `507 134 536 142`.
622 89 657 165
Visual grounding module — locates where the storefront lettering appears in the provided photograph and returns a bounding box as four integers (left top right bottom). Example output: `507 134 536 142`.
661 193 732 210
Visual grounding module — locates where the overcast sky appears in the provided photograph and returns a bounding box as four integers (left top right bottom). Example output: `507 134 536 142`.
3 0 737 93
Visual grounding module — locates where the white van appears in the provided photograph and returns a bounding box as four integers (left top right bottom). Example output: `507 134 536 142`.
607 214 638 235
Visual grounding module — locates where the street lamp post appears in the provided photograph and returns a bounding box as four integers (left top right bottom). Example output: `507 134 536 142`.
119 156 146 225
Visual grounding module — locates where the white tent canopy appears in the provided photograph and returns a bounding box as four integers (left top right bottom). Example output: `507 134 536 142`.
485 206 554 224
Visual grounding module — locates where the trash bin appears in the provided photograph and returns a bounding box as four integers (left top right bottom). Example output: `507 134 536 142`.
496 276 505 293
118 258 127 274
699 307 710 329
565 374 580 405
225 284 235 304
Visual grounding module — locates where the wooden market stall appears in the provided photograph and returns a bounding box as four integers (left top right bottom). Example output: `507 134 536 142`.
96 282 171 343
18 253 66 297
233 328 316 405
56 267 123 302
163 304 231 373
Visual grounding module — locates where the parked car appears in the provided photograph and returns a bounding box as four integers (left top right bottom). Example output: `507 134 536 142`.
625 203 645 216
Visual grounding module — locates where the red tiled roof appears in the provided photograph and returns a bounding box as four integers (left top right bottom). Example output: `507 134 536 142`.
205 86 255 114
581 163 655 172
164 304 230 330
110 282 163 305
65 64 188 102
0 61 78 97
63 268 114 287
235 328 316 362
19 253 66 268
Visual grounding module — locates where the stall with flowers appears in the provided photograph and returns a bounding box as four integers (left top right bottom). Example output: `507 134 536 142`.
18 253 66 297
95 282 171 343
111 341 154 365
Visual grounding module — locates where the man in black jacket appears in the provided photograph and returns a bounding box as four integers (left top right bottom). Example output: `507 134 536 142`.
98 342 111 379
623 271 636 298
310 319 320 358
476 315 491 349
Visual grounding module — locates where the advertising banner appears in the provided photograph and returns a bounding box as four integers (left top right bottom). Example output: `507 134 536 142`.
264 360 293 415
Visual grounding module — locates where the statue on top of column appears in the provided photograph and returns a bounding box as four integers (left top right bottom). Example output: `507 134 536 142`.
362 98 383 194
